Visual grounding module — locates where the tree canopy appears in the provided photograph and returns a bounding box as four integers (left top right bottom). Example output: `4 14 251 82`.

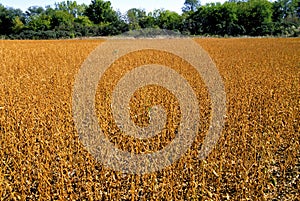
0 0 299 39
182 0 201 13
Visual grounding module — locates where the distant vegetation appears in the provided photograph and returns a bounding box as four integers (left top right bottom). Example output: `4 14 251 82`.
0 0 299 39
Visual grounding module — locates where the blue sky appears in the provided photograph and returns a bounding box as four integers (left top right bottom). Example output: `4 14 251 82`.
0 0 225 14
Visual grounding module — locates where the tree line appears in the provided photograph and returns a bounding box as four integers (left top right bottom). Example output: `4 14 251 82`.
0 0 299 39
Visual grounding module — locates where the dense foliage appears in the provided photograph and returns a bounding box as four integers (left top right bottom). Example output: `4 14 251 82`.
0 0 299 39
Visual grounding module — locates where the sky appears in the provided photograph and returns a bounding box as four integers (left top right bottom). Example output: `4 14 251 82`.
0 0 226 14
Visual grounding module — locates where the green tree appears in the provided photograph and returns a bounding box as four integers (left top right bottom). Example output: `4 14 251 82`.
237 0 273 35
50 10 75 30
139 12 158 28
183 2 242 36
182 0 201 13
74 16 93 26
0 5 25 35
271 0 299 35
12 16 25 33
84 0 118 24
55 1 87 17
156 9 183 30
126 8 146 30
220 2 239 35
27 14 51 31
25 6 45 17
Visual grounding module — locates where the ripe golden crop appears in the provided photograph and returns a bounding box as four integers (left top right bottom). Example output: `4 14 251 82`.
0 38 299 200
